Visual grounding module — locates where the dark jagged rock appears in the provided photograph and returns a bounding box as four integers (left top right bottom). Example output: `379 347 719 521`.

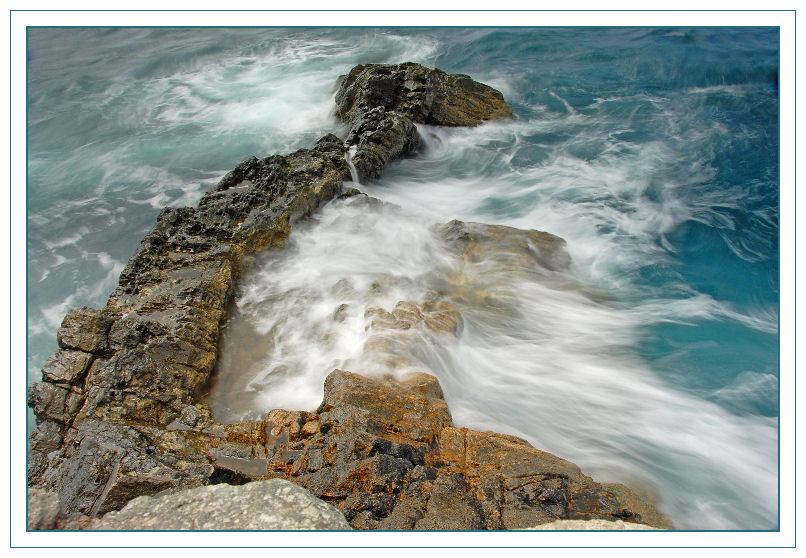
343 106 420 181
336 62 513 182
335 62 513 127
27 64 671 531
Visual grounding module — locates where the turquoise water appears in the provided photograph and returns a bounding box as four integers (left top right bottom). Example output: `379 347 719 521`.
27 27 779 529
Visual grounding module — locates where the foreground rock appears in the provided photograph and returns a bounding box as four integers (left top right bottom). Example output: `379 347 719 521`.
27 63 670 530
92 479 350 530
260 370 672 530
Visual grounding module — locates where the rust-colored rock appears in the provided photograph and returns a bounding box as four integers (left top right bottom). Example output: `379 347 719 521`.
254 370 669 530
173 369 670 530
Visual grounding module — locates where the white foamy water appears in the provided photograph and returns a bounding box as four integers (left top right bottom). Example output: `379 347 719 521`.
209 200 776 531
208 104 777 530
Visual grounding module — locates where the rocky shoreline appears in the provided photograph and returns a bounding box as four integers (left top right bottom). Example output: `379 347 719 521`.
28 63 672 531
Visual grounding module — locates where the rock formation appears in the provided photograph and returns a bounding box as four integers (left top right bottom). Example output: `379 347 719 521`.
241 369 671 530
27 63 671 531
336 62 512 181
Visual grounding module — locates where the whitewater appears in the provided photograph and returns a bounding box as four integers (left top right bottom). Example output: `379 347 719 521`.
27 28 779 530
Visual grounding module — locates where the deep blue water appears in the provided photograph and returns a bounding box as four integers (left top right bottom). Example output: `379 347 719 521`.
27 27 779 530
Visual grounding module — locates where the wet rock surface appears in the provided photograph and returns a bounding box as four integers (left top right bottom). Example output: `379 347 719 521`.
335 62 513 127
437 219 572 274
336 62 513 181
27 64 671 531
344 106 420 182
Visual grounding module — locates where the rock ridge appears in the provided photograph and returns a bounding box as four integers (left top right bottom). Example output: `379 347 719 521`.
27 63 671 531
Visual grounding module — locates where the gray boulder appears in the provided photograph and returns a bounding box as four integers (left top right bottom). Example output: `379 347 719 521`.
92 479 351 530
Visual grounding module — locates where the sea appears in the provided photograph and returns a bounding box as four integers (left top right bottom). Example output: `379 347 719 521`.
26 27 780 530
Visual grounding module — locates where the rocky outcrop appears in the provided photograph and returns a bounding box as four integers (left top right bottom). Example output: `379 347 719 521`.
92 479 351 530
27 63 671 531
29 365 670 530
336 62 513 181
437 220 572 274
243 369 672 530
336 62 513 127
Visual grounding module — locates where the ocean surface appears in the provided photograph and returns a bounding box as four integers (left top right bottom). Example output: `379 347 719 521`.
26 27 779 530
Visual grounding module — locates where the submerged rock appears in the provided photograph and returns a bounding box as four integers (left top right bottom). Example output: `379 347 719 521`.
365 299 463 337
92 479 351 530
437 219 572 273
360 298 465 373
